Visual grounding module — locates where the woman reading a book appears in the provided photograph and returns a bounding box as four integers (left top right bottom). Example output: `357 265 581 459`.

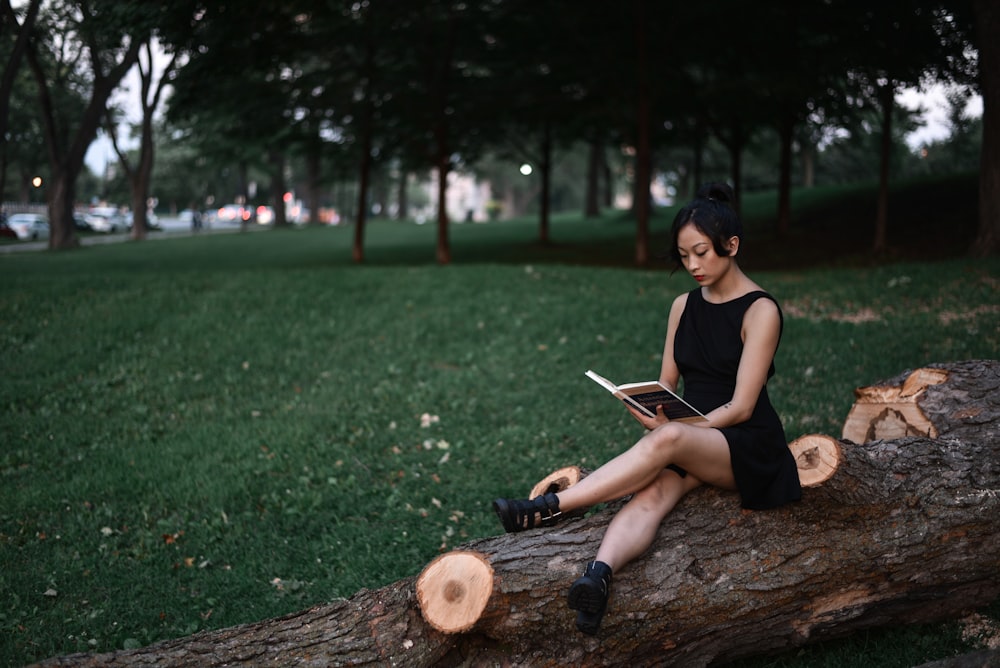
491 182 801 635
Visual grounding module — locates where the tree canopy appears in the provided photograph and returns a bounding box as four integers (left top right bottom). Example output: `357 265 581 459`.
2 0 992 258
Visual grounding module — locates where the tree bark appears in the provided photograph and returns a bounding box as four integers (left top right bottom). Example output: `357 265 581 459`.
34 361 1000 668
972 0 1000 257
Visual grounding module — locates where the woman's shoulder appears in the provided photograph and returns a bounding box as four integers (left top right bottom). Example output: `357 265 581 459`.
670 290 693 313
742 292 783 334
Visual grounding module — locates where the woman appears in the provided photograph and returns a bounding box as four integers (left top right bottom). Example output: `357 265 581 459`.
492 182 801 635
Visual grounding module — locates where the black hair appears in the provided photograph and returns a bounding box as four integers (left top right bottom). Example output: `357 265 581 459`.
667 182 743 269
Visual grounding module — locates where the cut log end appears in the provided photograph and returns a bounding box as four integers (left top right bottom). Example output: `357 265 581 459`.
843 367 948 443
789 434 842 487
529 465 586 498
416 551 494 634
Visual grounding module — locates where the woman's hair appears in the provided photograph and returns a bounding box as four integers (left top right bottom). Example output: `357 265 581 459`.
667 182 743 268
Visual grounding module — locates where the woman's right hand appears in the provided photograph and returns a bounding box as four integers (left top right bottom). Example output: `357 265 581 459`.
627 404 669 430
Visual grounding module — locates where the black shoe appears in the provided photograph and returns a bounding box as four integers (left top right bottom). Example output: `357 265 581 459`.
567 560 613 635
492 492 562 533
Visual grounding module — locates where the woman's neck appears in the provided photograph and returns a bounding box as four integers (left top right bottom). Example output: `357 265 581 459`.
702 265 755 303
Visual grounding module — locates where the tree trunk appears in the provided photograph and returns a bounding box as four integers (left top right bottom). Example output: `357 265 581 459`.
435 142 451 265
972 0 1000 257
776 110 794 237
36 362 1000 668
724 120 745 217
353 33 376 262
268 149 288 227
538 120 552 245
633 0 651 267
396 169 408 221
584 137 601 218
305 139 322 226
874 80 894 255
801 141 815 188
692 122 704 191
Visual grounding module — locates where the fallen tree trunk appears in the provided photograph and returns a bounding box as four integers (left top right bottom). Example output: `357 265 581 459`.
34 362 1000 668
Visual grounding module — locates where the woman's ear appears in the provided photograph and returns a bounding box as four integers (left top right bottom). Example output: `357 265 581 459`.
727 236 740 257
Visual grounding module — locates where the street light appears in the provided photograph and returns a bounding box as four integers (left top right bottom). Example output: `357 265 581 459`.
519 163 532 176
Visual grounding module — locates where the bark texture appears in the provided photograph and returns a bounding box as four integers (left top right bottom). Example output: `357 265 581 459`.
33 361 1000 667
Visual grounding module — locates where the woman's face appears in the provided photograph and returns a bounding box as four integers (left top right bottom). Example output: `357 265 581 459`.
675 223 738 287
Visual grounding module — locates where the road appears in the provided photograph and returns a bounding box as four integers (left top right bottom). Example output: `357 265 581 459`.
0 216 254 254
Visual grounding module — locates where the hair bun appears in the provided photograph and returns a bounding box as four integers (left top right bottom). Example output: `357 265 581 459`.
695 182 734 204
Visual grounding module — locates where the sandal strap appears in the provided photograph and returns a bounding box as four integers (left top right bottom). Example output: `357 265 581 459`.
534 492 562 526
493 492 563 532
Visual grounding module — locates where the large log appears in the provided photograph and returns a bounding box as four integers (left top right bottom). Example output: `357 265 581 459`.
33 362 1000 668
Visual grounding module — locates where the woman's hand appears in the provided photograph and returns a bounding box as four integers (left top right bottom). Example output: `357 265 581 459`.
627 403 670 430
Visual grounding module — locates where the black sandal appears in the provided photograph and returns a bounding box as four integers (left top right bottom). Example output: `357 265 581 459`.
567 560 613 635
492 492 562 532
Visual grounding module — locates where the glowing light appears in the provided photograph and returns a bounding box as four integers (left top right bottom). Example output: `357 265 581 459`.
519 164 532 176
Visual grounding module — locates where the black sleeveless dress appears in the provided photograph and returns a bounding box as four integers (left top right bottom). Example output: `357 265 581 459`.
673 288 801 510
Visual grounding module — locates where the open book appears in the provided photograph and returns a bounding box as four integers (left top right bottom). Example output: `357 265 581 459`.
585 369 708 423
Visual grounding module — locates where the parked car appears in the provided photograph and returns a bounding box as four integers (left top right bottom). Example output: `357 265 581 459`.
6 213 50 240
73 212 92 231
0 219 18 239
255 205 274 225
85 207 127 233
125 210 162 231
216 204 252 224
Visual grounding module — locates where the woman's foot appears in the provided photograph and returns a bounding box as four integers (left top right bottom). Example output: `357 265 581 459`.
567 560 613 635
492 492 562 532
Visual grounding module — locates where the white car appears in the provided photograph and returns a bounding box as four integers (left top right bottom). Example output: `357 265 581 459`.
6 213 50 240
85 208 127 233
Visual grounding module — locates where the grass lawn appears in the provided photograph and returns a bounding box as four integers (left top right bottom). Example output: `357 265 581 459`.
1 179 998 666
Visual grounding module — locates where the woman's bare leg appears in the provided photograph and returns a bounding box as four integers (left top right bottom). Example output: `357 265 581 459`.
594 469 702 570
557 422 735 512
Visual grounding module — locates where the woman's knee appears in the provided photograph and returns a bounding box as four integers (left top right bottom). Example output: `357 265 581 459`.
631 470 686 509
636 423 685 460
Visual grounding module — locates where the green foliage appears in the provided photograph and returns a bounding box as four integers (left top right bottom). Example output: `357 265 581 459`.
0 204 997 665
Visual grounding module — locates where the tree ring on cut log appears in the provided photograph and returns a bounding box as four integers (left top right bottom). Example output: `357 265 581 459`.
788 434 841 487
529 465 586 498
416 551 494 634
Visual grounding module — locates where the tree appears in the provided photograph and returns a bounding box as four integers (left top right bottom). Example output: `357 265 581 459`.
843 1 978 255
106 39 177 240
23 1 143 249
0 0 41 204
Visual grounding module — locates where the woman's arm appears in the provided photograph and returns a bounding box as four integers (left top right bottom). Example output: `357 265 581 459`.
657 292 687 391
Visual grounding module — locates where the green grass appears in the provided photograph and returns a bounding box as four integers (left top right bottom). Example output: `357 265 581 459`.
1 180 998 666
